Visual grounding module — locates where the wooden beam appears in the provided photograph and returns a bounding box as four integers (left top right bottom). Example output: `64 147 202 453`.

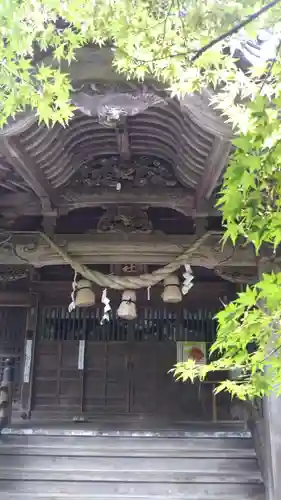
0 192 39 209
60 187 215 217
0 291 34 307
0 231 257 268
0 137 60 213
0 188 222 219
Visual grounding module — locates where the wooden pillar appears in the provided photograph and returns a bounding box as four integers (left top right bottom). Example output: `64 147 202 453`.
258 259 281 500
20 297 39 420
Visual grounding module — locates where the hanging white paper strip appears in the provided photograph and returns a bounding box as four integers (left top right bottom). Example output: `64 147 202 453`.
78 340 85 370
23 339 33 383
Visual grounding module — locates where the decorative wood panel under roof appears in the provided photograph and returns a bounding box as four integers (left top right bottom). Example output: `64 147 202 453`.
0 47 234 227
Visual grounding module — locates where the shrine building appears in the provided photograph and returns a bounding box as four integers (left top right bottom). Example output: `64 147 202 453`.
0 41 276 500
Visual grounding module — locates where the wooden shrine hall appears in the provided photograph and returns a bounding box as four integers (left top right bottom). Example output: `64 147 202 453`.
0 47 258 422
0 44 272 500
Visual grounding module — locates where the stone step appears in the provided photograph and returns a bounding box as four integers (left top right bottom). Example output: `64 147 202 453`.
0 481 265 499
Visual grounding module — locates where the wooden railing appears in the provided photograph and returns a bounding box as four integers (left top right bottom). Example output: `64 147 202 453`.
247 399 266 484
0 358 14 432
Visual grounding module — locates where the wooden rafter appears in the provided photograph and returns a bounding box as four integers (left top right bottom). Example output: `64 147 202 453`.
195 137 231 207
0 137 59 213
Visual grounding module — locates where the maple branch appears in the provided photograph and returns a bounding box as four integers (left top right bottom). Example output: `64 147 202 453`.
191 0 281 63
132 0 281 65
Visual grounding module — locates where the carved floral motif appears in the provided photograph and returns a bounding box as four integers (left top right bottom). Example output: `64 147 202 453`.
68 155 178 190
97 206 153 234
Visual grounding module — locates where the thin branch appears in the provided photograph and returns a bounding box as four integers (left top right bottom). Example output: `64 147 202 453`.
259 38 281 92
176 0 188 49
191 0 281 63
162 0 175 43
131 0 281 65
263 343 281 361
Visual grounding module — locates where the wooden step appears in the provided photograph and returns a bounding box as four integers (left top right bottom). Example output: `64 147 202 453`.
0 480 265 499
0 454 262 475
0 435 256 458
0 432 264 500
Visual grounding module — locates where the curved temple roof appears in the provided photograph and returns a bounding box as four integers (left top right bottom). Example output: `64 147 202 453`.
0 30 276 221
15 93 225 191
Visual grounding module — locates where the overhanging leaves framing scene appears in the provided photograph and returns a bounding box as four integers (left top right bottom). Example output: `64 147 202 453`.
1 0 281 403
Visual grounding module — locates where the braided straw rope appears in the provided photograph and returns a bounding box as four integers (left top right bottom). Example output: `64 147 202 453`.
39 231 220 290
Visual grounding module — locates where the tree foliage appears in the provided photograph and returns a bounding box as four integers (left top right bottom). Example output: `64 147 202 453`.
0 0 280 125
174 274 281 400
2 0 281 398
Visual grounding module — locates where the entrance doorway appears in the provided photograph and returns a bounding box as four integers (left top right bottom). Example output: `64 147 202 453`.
30 305 218 420
32 340 189 418
83 341 186 415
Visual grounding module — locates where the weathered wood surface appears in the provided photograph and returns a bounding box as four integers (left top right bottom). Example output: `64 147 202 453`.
0 190 220 218
0 138 59 213
0 359 14 431
0 431 264 499
0 232 258 269
31 341 189 419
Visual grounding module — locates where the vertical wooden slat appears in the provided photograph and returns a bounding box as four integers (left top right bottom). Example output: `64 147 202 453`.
92 308 96 341
62 307 67 341
40 307 45 340
104 343 108 409
107 306 111 342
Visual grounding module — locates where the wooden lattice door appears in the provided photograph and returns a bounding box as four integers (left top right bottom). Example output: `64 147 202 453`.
129 342 180 415
83 342 130 415
32 307 83 416
32 305 219 419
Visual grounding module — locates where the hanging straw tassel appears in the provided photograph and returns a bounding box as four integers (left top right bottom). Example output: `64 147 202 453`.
117 290 137 320
75 279 95 307
162 274 182 303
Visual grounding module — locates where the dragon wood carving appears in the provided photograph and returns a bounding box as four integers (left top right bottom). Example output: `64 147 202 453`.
97 206 153 234
67 155 178 190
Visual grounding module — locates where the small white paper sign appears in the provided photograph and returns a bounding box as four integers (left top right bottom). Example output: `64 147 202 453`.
23 339 33 383
78 340 85 370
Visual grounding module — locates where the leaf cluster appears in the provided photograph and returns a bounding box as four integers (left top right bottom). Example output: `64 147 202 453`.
172 273 281 400
218 90 281 252
0 0 280 124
